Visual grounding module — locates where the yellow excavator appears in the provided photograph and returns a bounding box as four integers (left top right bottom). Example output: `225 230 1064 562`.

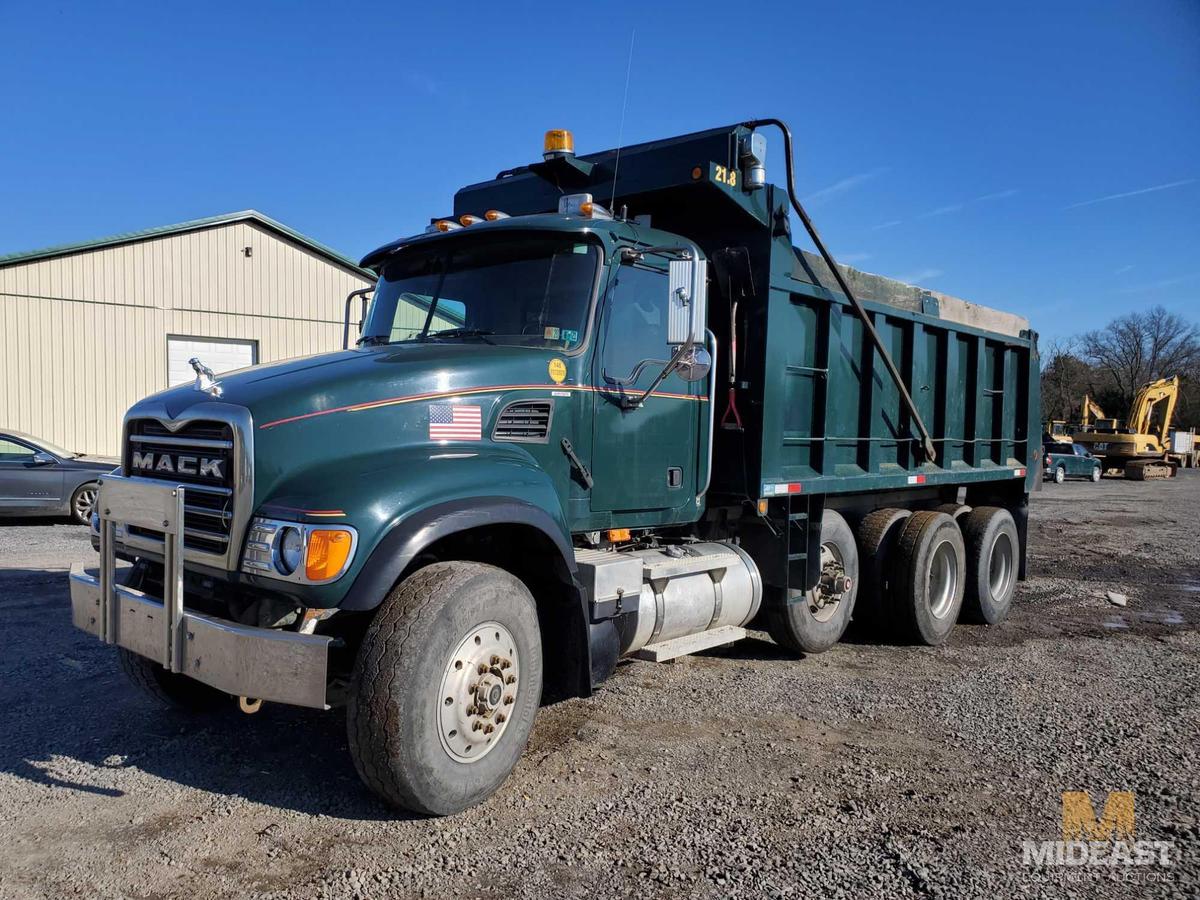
1072 376 1181 479
1045 394 1108 445
1080 394 1108 431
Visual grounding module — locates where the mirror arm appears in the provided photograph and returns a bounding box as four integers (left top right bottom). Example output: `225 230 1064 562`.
343 286 375 349
623 329 695 409
620 246 693 264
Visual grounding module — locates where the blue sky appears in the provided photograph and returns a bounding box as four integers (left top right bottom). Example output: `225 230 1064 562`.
2 1 1196 344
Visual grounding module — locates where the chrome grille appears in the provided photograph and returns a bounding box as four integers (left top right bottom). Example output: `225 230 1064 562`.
124 419 235 555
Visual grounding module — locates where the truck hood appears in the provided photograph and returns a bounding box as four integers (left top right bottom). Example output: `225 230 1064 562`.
139 343 569 428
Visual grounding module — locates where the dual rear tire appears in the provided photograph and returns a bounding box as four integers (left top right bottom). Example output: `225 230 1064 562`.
882 505 1018 642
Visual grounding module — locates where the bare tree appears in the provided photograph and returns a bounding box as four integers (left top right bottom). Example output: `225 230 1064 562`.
1079 306 1200 415
1040 338 1093 422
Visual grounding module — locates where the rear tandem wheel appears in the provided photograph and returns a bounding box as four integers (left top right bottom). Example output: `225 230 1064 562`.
765 510 859 654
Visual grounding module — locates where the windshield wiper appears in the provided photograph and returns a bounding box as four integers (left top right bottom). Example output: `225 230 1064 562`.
356 334 389 347
425 328 496 344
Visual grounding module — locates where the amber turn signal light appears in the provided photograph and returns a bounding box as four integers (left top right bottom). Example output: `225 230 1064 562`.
607 528 631 542
305 529 354 581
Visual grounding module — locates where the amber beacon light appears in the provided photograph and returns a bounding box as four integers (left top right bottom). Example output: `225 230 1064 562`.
543 129 575 158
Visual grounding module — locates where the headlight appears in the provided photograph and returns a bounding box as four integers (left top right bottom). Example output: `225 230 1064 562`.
242 518 358 584
275 527 305 575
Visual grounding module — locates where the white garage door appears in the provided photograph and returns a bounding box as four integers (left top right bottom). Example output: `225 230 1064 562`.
167 337 258 387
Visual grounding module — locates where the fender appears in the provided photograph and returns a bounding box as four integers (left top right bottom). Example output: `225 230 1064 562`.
339 495 577 611
339 493 603 698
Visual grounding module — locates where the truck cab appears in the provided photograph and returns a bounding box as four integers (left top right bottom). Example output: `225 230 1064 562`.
71 123 1039 816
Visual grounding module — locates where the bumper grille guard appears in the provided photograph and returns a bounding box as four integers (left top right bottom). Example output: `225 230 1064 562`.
71 474 333 709
98 476 188 672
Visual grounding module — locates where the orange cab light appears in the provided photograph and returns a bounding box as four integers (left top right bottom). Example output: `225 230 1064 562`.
433 220 461 233
484 209 509 221
543 129 575 156
579 201 595 217
305 529 354 581
459 214 483 226
607 528 632 543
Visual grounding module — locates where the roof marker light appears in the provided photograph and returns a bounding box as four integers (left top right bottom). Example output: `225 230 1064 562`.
484 210 509 221
425 220 463 234
459 214 483 226
559 193 613 219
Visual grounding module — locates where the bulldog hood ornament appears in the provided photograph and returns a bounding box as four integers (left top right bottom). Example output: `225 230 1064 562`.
189 357 224 397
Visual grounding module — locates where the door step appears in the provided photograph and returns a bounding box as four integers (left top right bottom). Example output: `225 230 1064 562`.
632 625 748 663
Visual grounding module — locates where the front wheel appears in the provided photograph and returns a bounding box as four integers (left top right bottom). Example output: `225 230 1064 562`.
70 482 99 525
347 562 543 816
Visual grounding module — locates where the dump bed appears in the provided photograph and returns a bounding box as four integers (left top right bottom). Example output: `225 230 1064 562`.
718 247 1039 500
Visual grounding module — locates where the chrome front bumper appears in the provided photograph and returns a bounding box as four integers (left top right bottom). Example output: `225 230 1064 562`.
70 474 332 710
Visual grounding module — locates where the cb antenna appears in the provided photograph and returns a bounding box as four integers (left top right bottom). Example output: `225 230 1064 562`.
609 29 636 213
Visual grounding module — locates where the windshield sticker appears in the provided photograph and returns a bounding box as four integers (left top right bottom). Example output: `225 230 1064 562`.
561 328 579 344
572 244 589 254
548 359 567 384
543 326 561 340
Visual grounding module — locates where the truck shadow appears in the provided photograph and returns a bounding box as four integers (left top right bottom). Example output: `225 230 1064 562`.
0 566 413 822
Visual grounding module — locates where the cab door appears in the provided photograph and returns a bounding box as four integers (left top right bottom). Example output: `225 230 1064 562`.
589 261 701 514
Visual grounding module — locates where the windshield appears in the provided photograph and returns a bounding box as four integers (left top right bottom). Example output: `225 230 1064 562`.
361 233 601 350
11 432 75 457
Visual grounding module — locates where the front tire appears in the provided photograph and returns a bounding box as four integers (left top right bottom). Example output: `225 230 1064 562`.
765 510 858 654
347 562 543 816
70 482 99 525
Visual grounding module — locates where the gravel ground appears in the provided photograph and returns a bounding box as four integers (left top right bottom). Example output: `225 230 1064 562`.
0 475 1197 899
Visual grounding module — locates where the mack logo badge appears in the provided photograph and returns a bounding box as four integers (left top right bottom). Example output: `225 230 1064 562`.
131 451 224 479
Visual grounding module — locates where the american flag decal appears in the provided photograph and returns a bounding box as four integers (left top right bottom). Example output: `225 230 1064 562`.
429 403 482 441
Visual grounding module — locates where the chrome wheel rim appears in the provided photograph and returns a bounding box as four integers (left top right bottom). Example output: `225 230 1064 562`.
1055 468 1064 483
437 621 519 764
928 540 959 619
74 486 98 522
988 531 1014 601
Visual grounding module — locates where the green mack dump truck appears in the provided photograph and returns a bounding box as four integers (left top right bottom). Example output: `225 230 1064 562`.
70 121 1039 815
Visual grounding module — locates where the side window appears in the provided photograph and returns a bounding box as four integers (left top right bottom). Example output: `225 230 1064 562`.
0 439 35 462
602 264 668 384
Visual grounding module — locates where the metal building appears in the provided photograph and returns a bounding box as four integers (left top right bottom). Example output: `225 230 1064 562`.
0 211 376 456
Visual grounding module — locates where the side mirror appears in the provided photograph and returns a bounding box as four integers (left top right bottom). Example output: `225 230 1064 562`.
667 256 707 347
674 345 712 383
32 451 55 466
